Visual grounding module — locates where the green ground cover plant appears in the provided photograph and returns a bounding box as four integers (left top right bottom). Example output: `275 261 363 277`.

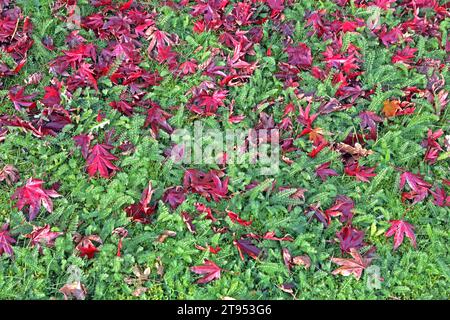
0 0 449 299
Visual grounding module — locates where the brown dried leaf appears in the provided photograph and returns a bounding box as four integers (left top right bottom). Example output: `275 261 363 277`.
59 281 87 300
335 142 373 158
292 255 311 269
156 230 177 243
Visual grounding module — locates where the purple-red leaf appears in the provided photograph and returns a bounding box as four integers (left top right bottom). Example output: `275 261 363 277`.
0 224 15 257
86 143 119 178
385 220 417 250
190 259 221 284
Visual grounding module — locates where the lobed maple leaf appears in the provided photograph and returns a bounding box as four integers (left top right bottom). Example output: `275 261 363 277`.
399 171 431 203
226 210 252 226
86 143 119 178
0 224 15 257
359 111 382 139
162 186 186 210
144 102 173 138
75 234 102 259
344 162 376 182
183 169 229 201
286 43 312 70
73 134 92 159
25 224 63 251
195 202 218 222
336 225 365 252
125 182 156 224
8 85 37 111
430 187 450 207
233 238 262 261
41 85 61 107
331 248 373 280
385 220 417 250
267 0 284 11
315 161 338 182
11 178 61 221
190 259 221 284
325 195 354 223
0 165 20 186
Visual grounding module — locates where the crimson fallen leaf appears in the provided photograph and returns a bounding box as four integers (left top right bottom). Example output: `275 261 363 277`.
190 259 221 284
385 220 417 250
11 178 61 221
25 224 63 251
233 238 262 261
331 248 373 280
0 224 15 257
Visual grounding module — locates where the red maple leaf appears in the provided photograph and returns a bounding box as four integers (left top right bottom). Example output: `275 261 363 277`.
73 133 92 159
392 46 417 65
359 111 382 139
41 85 61 107
315 161 339 182
75 234 102 259
267 0 284 11
385 220 417 250
286 43 312 70
226 210 252 226
0 164 20 186
183 169 229 201
400 171 431 193
162 186 186 210
399 171 431 203
11 178 61 221
144 102 173 138
430 187 450 207
86 143 119 178
195 202 217 222
233 238 262 261
344 162 376 182
125 182 156 224
0 224 15 257
8 85 37 111
263 231 294 242
190 259 221 284
336 225 365 252
325 195 354 223
331 248 373 280
25 224 63 251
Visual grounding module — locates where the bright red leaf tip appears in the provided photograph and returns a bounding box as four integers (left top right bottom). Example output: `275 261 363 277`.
11 178 61 221
190 259 221 284
385 220 417 250
331 248 373 280
0 224 15 257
